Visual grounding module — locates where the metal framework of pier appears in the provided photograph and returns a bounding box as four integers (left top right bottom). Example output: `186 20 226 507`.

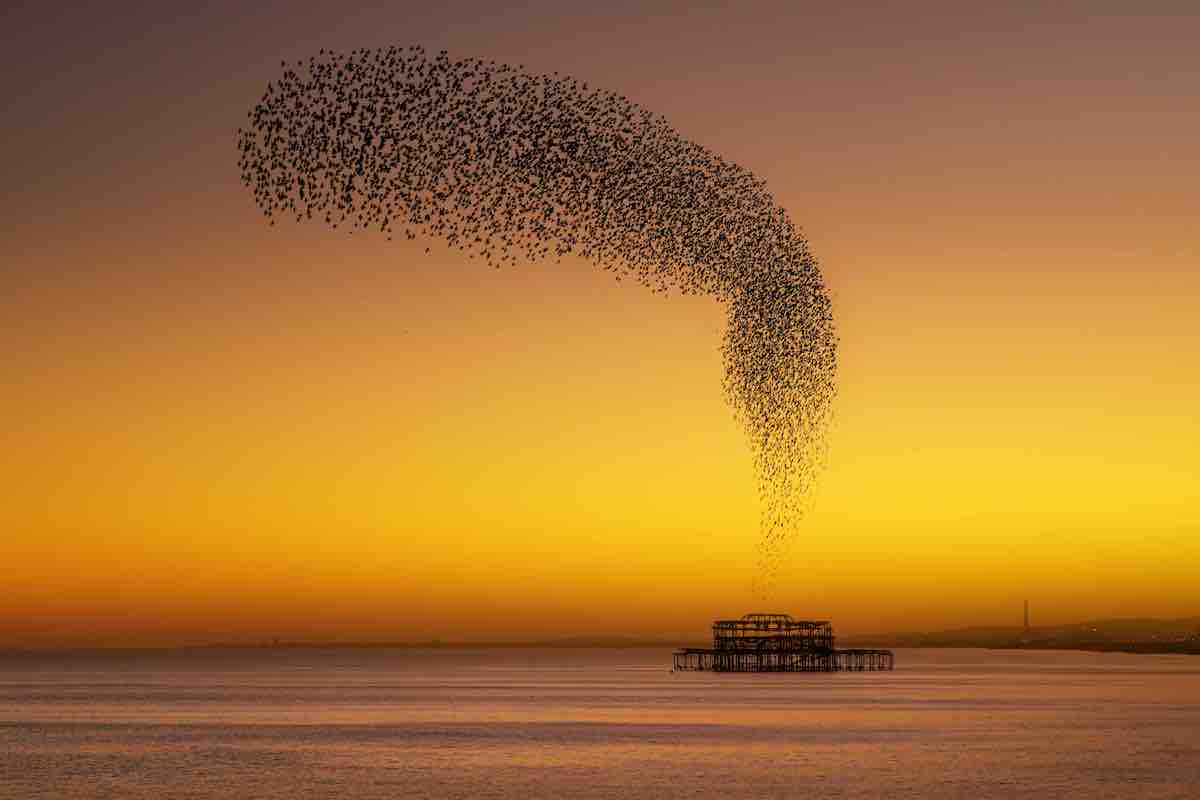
672 613 893 673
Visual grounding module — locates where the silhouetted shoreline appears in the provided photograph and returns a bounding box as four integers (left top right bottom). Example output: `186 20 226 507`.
0 637 699 657
845 616 1200 655
4 616 1198 657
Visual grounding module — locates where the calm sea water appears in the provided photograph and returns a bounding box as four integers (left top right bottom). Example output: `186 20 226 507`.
2 647 1197 799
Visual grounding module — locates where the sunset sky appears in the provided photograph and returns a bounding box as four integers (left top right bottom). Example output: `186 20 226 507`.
3 1 1197 646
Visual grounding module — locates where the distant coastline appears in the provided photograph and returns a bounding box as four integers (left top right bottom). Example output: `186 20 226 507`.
4 617 1197 656
851 639 1200 656
0 636 698 657
844 616 1200 656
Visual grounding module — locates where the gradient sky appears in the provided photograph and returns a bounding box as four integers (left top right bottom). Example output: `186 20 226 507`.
2 0 1197 646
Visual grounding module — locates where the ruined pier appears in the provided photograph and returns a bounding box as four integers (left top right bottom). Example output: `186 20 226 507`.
672 613 894 673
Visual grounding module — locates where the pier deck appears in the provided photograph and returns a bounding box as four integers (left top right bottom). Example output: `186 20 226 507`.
672 613 894 673
672 647 893 672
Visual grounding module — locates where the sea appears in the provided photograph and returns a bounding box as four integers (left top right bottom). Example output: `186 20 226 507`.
2 647 1197 799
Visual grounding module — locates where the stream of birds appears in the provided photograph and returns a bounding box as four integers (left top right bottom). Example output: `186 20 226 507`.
237 46 837 585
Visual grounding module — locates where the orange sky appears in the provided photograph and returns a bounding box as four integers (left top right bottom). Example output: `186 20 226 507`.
2 1 1197 646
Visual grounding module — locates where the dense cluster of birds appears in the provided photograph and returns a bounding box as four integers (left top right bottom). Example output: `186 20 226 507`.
237 46 837 579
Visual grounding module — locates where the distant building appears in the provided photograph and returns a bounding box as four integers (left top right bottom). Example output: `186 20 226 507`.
672 612 894 672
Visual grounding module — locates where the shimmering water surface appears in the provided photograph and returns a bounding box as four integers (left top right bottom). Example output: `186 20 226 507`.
2 647 1197 798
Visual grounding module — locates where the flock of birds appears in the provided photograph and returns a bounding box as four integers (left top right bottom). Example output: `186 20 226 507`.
237 46 837 580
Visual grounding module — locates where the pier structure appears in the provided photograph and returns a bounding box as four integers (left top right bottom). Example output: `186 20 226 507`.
672 612 893 673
